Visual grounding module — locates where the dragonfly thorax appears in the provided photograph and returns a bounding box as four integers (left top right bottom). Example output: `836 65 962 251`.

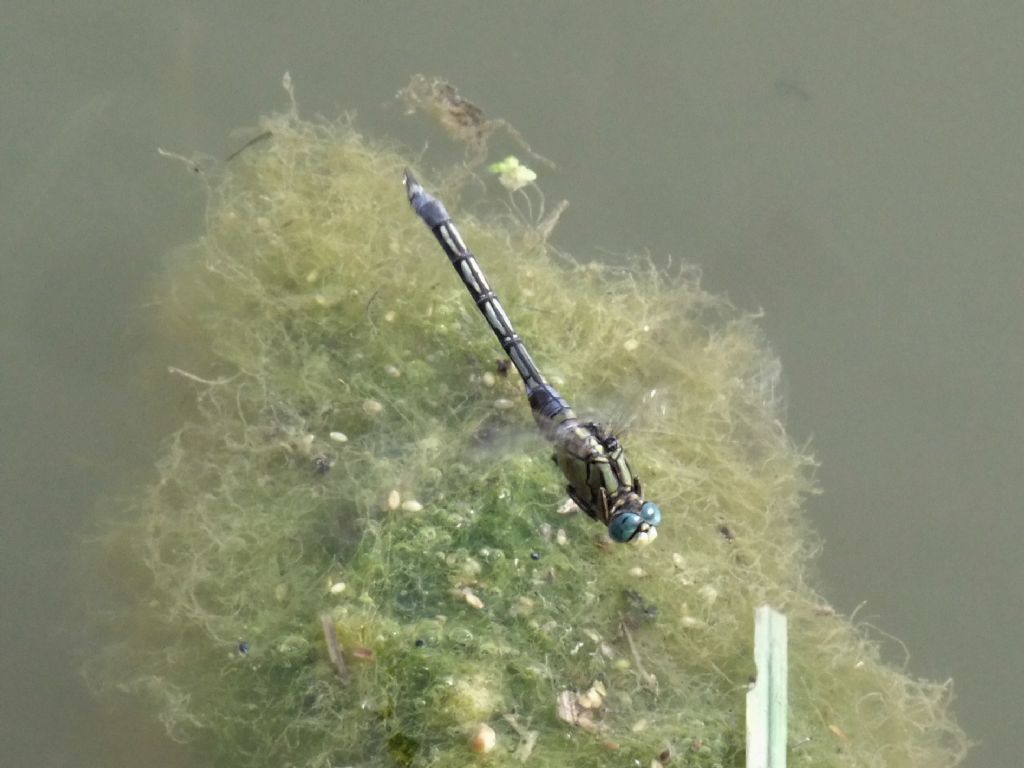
553 421 661 544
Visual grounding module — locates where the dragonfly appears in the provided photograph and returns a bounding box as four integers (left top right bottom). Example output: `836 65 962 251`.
404 170 661 544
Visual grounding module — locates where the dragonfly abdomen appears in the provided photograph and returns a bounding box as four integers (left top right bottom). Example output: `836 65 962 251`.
405 170 572 427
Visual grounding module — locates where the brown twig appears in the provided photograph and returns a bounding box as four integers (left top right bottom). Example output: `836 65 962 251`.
321 614 348 683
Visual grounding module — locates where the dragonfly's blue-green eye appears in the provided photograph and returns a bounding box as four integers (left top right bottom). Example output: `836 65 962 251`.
640 501 662 527
608 502 662 544
608 512 644 543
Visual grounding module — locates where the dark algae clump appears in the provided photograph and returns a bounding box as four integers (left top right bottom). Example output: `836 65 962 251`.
90 88 967 767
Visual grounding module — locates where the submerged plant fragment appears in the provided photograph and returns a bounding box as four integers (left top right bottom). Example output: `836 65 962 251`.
398 74 554 169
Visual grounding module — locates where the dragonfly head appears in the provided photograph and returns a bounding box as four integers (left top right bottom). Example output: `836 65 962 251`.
607 496 662 545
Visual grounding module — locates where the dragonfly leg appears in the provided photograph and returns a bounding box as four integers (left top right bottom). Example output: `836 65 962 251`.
598 487 611 524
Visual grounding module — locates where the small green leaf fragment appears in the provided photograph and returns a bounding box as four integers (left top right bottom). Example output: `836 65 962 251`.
487 155 520 174
487 155 537 191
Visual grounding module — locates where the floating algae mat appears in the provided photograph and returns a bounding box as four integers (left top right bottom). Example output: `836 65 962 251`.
92 97 967 768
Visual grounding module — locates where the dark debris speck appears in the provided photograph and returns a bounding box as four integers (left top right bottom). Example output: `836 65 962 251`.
622 588 659 622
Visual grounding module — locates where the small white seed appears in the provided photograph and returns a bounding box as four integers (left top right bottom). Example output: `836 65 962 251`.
623 338 639 352
329 581 347 595
493 398 514 410
481 371 496 388
329 431 349 443
387 490 401 510
556 498 578 516
385 365 400 378
384 310 396 323
577 684 605 710
363 399 384 416
401 499 423 512
469 723 496 753
462 588 484 610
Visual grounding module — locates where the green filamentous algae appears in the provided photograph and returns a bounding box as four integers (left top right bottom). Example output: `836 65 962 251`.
89 98 967 768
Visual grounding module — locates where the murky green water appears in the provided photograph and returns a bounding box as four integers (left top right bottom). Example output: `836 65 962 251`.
2 3 1021 767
